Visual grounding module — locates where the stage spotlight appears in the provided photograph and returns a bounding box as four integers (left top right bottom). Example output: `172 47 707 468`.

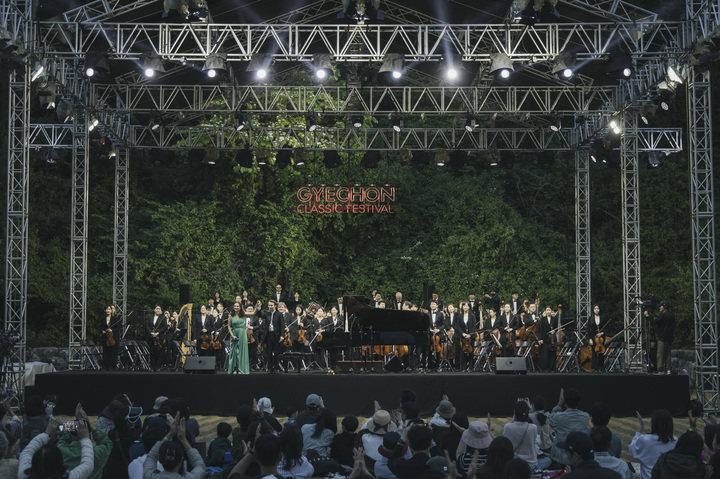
203 53 226 78
306 114 317 132
313 54 333 81
56 98 74 123
204 146 219 165
639 103 657 125
40 147 60 165
488 149 501 167
379 53 405 79
30 60 45 82
36 81 57 110
246 54 273 80
607 49 634 79
142 53 165 78
338 0 384 24
549 116 561 132
352 116 364 128
235 111 248 131
323 150 342 168
442 54 462 82
293 148 308 166
435 148 449 166
276 150 292 169
411 150 430 168
88 117 99 132
552 51 576 80
84 52 110 79
392 117 402 132
667 64 684 84
647 151 662 169
490 53 514 79
149 114 163 131
655 81 676 110
608 118 621 135
361 151 380 168
464 117 475 132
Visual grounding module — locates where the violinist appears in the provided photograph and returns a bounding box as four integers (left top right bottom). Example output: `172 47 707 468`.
210 308 227 370
425 300 445 370
243 301 260 370
445 304 458 341
587 304 609 372
483 307 507 356
100 305 118 370
454 302 477 371
501 303 522 356
523 303 540 326
467 293 480 317
193 304 215 356
537 306 558 371
146 305 167 371
278 302 297 370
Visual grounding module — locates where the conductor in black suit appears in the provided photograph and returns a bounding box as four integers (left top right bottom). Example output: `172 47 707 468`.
262 300 284 372
271 284 287 304
146 305 168 371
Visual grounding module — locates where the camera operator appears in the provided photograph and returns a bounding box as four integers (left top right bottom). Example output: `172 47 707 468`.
482 282 500 314
643 302 675 375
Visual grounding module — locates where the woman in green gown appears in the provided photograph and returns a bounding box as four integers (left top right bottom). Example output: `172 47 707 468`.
227 302 249 374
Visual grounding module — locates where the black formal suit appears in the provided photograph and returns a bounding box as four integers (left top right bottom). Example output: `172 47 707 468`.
588 314 610 371
193 313 216 356
146 314 168 370
393 300 404 310
537 313 558 371
331 302 347 322
523 310 540 326
270 291 287 304
100 316 118 370
263 309 283 371
320 314 344 368
426 310 445 331
484 293 500 313
501 313 522 331
430 297 443 311
453 312 477 369
467 299 480 317
424 310 445 369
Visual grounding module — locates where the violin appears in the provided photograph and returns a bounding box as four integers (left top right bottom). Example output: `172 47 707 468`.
461 333 476 354
283 328 292 346
430 332 442 353
105 329 115 347
247 327 256 344
153 335 164 351
212 330 222 350
200 331 211 350
297 326 307 344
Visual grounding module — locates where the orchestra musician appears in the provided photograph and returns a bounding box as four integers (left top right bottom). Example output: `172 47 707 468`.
537 305 558 371
393 292 404 310
100 305 118 370
484 287 500 314
331 296 347 324
587 304 609 372
271 284 287 304
509 291 522 316
523 302 540 326
193 304 215 356
454 302 477 371
483 307 507 355
243 301 261 371
467 293 480 317
430 291 443 311
321 306 344 369
372 292 383 308
146 305 167 371
500 303 522 356
425 299 445 370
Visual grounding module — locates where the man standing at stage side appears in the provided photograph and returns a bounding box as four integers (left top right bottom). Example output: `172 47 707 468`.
146 305 167 371
262 300 283 372
644 302 675 375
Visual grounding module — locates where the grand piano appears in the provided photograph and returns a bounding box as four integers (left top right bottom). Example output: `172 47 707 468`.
319 296 430 348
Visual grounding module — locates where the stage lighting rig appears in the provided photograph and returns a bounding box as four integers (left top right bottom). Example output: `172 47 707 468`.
338 0 384 24
40 147 60 165
379 54 405 80
203 53 226 78
36 80 57 110
654 81 676 111
313 54 333 81
162 0 208 21
392 117 403 132
142 53 165 78
607 49 634 79
84 52 110 79
247 54 273 81
56 98 74 123
30 60 45 82
552 51 576 80
235 111 248 131
549 116 562 132
490 53 514 80
646 151 663 169
361 151 380 168
464 116 476 132
639 103 657 125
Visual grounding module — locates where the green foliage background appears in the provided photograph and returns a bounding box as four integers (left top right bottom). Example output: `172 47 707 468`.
1 67 716 350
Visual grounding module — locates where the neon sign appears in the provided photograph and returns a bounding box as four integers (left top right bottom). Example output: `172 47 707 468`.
296 185 396 214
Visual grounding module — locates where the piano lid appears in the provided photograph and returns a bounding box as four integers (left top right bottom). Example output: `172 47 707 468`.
344 296 430 331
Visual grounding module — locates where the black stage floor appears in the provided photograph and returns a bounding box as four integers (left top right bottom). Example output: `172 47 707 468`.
28 371 689 418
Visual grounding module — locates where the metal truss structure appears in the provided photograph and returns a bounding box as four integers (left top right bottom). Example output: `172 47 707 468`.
97 84 618 116
575 148 591 337
620 112 644 372
686 1 719 412
38 21 683 63
68 114 89 369
113 148 129 329
3 0 718 411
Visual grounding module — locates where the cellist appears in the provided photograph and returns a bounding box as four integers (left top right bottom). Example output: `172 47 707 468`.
587 304 609 372
100 305 117 370
483 307 507 357
501 303 522 356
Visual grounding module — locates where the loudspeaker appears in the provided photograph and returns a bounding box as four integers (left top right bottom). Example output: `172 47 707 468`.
383 356 404 373
335 360 384 373
495 357 527 375
179 284 191 305
183 356 216 374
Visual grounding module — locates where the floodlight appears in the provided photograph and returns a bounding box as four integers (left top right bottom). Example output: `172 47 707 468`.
552 51 576 79
655 81 676 111
352 116 364 128
276 150 292 169
608 118 621 135
30 60 45 82
247 54 273 80
464 117 475 132
235 111 248 131
293 148 308 166
607 49 634 79
306 114 317 132
56 98 74 123
323 150 342 168
435 148 449 167
639 103 657 125
361 151 380 168
313 54 333 81
379 54 405 79
36 81 57 110
84 52 110 79
647 151 662 169
392 117 402 132
667 64 684 84
88 117 99 132
490 53 514 79
142 54 165 78
203 53 226 78
442 54 462 81
149 114 162 131
549 117 561 132
41 147 60 165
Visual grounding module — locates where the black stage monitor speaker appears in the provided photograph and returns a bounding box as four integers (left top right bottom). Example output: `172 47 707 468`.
184 357 216 374
495 357 527 375
384 356 404 373
179 284 191 305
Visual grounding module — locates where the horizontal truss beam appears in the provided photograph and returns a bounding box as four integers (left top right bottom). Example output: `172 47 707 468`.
38 22 684 62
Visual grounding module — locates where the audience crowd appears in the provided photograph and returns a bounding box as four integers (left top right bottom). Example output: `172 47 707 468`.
2 386 719 479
